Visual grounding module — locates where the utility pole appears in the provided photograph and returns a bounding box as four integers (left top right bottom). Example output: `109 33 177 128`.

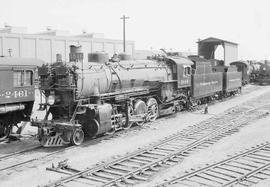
120 15 129 53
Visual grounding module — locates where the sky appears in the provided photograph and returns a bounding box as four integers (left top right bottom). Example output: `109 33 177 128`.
1 0 270 60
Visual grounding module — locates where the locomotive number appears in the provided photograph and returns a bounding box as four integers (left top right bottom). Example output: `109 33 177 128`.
180 79 189 85
14 90 28 98
1 90 31 99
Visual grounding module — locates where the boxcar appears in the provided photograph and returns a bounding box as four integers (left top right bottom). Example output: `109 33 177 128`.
0 57 43 140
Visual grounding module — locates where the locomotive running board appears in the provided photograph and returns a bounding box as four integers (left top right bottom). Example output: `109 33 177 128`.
97 87 150 100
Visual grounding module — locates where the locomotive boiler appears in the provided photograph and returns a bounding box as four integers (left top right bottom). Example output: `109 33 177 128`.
77 53 172 98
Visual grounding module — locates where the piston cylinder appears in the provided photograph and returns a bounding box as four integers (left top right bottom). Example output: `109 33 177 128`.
82 103 112 136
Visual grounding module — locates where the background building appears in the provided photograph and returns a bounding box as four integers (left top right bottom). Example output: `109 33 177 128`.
197 37 238 65
0 25 135 63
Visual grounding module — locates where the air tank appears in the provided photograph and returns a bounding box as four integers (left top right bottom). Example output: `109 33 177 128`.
118 53 132 61
88 52 109 64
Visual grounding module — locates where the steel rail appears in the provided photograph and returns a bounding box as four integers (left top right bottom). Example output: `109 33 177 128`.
0 126 140 172
101 118 249 187
0 90 247 173
0 101 237 172
42 104 270 187
159 142 270 187
0 107 225 173
0 145 42 161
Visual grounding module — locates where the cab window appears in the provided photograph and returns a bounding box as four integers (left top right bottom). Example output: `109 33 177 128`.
184 67 191 76
13 71 23 87
13 70 33 87
24 70 33 86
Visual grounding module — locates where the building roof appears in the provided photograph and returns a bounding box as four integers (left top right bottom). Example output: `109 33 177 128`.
0 57 45 66
197 37 238 46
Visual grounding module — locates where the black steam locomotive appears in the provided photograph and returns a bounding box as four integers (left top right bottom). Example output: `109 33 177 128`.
254 61 270 85
230 60 270 85
0 57 42 141
32 47 242 147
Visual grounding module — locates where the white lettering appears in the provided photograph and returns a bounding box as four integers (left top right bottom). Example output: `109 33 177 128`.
229 79 241 82
199 81 218 86
2 89 31 99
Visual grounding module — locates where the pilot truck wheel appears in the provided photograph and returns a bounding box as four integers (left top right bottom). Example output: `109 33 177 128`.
70 128 84 146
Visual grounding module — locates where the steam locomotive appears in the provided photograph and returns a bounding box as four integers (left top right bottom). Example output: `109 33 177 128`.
0 57 42 141
254 61 270 85
230 60 270 85
32 46 242 147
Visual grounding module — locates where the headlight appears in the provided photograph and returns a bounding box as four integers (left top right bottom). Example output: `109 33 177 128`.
47 95 55 105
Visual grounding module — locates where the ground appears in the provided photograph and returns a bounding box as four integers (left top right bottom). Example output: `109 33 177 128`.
0 85 270 187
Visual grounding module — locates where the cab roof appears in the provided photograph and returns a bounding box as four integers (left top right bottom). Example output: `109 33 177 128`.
230 60 249 67
166 56 193 66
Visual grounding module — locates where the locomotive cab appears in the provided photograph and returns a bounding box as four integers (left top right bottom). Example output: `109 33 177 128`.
165 56 192 88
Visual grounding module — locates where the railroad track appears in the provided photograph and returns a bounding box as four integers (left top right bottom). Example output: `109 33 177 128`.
42 104 270 187
0 145 42 161
0 145 43 171
0 124 146 173
0 93 245 173
159 142 270 187
0 128 134 173
0 113 221 172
